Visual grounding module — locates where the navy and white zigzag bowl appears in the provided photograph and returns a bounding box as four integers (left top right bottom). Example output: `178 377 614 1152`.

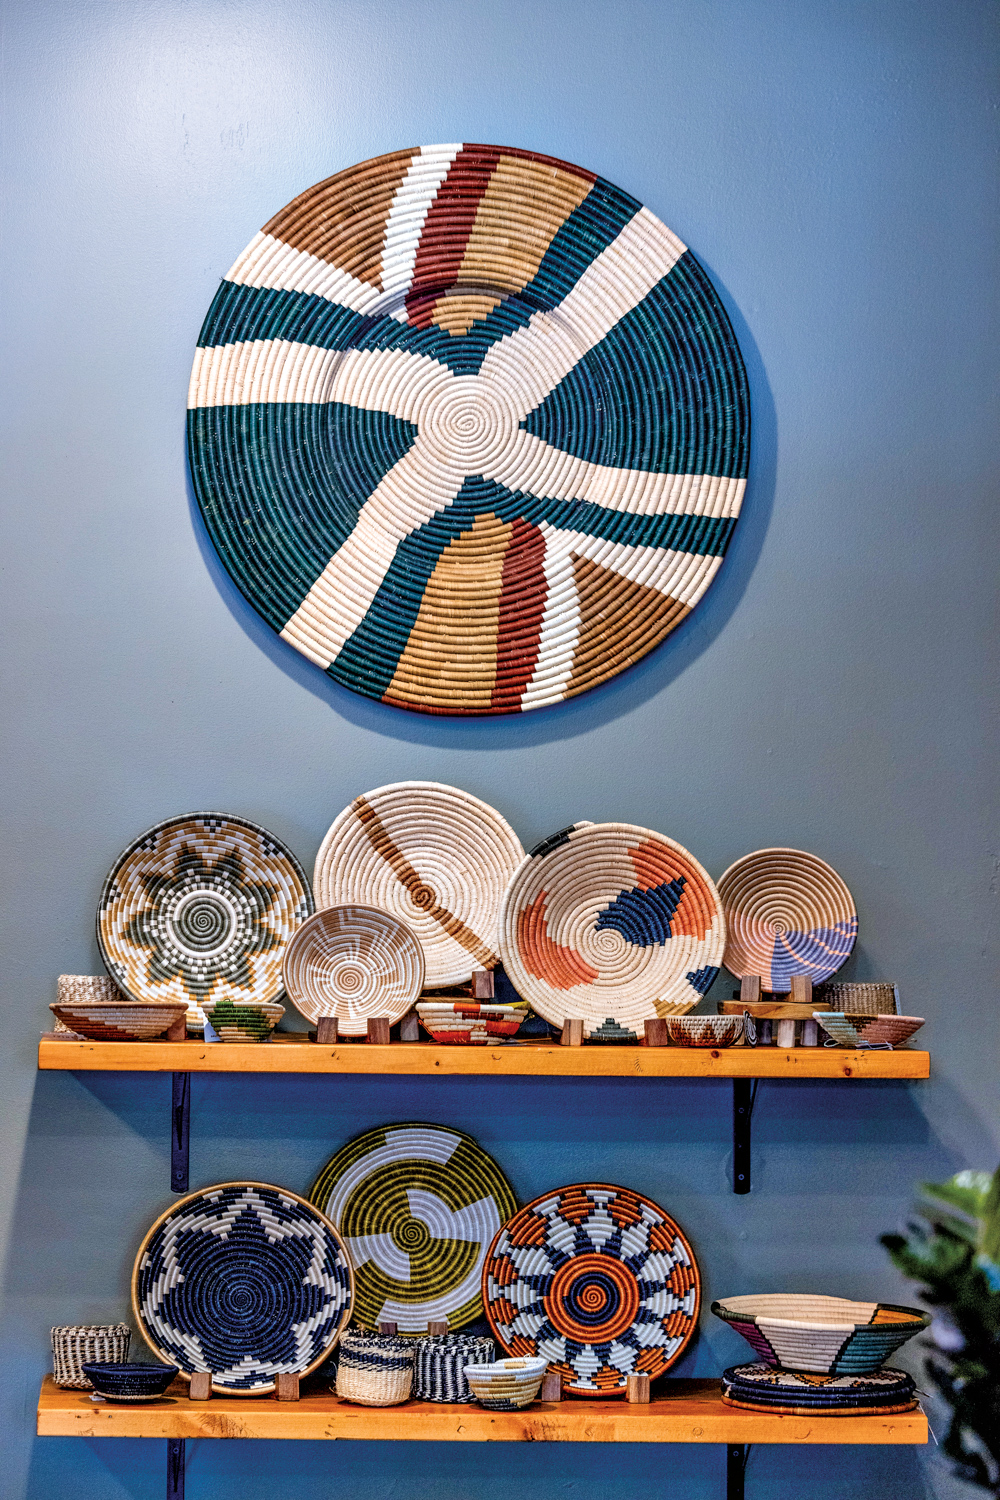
132 1182 354 1395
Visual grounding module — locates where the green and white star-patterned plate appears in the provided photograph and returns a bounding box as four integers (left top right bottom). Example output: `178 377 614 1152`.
308 1123 516 1334
97 813 314 1030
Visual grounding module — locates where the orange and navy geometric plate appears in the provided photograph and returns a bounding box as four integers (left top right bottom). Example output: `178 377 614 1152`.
482 1183 700 1395
188 144 749 715
498 822 726 1035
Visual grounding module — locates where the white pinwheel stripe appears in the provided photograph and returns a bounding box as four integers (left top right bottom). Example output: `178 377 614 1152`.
477 207 686 420
519 541 581 709
380 145 461 305
319 1128 462 1227
225 230 385 312
484 426 745 518
346 1232 412 1280
279 438 468 667
188 341 454 417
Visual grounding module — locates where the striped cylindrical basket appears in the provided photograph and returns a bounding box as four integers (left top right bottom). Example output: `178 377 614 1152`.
335 1332 414 1406
413 1333 495 1402
51 1324 131 1388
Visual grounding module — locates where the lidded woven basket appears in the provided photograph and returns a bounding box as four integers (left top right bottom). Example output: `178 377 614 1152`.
51 1324 131 1388
335 1331 414 1406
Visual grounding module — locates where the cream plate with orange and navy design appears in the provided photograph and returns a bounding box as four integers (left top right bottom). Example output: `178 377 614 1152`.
498 822 725 1035
188 145 749 714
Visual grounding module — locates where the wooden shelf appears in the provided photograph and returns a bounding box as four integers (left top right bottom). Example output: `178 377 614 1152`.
37 1035 930 1079
36 1376 927 1446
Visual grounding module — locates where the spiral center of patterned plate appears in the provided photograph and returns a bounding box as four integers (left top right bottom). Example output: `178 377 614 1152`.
169 888 238 955
545 1254 641 1344
420 377 519 470
409 883 436 910
392 1217 430 1252
332 963 367 995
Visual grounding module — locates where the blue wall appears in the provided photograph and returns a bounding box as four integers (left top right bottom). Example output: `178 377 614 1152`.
2 1 997 1496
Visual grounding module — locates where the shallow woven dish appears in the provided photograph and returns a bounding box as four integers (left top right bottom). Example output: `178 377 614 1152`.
414 1332 495 1402
98 813 314 1031
188 144 749 716
721 1362 918 1416
49 1001 187 1042
132 1182 354 1395
83 1361 178 1402
464 1356 547 1410
484 1182 700 1396
665 1015 744 1048
717 848 857 993
314 782 524 987
201 998 284 1042
815 982 898 1016
51 1324 131 1389
416 1002 525 1044
498 822 724 1036
711 1294 929 1375
814 1013 925 1049
310 1123 516 1333
335 1331 414 1406
283 905 424 1034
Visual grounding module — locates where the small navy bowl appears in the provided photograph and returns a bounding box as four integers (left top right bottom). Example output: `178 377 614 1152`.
82 1361 178 1400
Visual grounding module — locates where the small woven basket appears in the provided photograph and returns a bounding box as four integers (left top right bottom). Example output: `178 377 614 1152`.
814 982 898 1016
335 1332 414 1406
53 975 124 1036
51 1324 131 1388
413 1333 495 1402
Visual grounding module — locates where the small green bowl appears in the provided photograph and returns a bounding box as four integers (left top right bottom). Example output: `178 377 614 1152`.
201 998 284 1042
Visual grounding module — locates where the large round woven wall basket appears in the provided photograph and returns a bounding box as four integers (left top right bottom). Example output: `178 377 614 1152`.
309 1122 516 1333
188 144 750 714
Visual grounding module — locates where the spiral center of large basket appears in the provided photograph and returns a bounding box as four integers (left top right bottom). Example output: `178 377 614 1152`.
392 1217 430 1252
421 377 519 470
409 883 436 910
333 963 366 995
545 1254 641 1345
170 889 236 954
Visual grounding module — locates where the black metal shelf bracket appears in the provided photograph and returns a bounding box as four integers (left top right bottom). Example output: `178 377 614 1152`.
171 1074 191 1194
727 1443 750 1499
167 1437 185 1498
732 1080 759 1194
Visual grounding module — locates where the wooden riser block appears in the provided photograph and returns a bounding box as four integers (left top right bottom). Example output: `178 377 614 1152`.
275 1373 299 1402
789 975 813 1007
367 1017 392 1046
379 1322 398 1336
188 1372 212 1402
315 1016 339 1045
427 1321 449 1336
471 969 495 1000
644 1019 668 1047
561 1019 584 1047
399 1011 420 1043
740 976 762 1007
165 1017 187 1042
540 1372 562 1402
627 1373 650 1404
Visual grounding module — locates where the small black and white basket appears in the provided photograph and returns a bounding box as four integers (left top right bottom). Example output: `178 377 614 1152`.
413 1333 494 1402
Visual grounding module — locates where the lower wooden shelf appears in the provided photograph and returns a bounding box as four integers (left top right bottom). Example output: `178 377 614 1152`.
37 1376 927 1445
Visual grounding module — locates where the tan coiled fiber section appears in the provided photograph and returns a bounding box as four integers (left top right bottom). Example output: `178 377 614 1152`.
313 782 525 987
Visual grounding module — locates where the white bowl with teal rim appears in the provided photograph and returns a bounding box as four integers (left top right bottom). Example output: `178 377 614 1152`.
201 998 284 1042
463 1356 548 1409
711 1294 930 1374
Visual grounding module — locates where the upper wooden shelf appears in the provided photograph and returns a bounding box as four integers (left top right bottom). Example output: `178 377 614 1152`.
38 1034 930 1079
36 1376 927 1445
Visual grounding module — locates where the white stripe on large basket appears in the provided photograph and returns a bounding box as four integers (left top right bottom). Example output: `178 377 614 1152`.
379 145 462 305
224 230 385 311
477 207 686 420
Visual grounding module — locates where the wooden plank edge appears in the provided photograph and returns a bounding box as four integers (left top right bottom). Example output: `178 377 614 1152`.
36 1039 930 1079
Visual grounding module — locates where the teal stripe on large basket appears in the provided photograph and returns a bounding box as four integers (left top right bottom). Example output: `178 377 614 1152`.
522 252 749 480
331 474 735 697
188 402 418 629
